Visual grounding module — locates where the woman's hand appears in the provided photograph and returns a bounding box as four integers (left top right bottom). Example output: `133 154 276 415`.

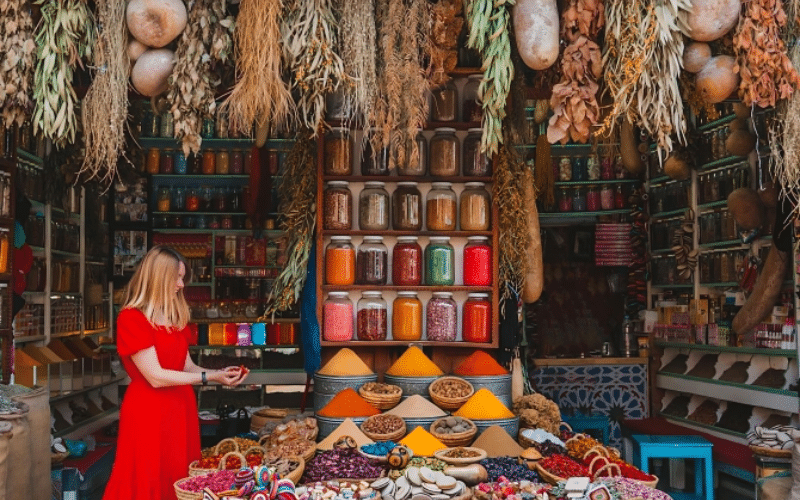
210 366 248 386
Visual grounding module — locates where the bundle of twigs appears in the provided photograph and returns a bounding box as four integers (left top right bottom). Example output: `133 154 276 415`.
465 0 515 156
0 0 35 128
80 0 128 185
335 0 378 128
167 0 234 156
428 0 464 86
263 132 316 316
223 0 293 136
33 0 94 148
771 43 800 211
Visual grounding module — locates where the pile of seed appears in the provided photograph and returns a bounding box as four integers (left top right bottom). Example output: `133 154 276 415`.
363 414 405 435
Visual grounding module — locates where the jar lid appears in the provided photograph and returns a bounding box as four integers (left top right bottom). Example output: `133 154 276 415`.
467 74 483 80
467 235 489 241
429 236 451 242
327 180 350 187
430 182 453 189
397 291 418 297
467 293 490 299
328 291 350 298
434 127 457 133
396 236 419 242
467 128 483 134
330 235 352 241
330 127 350 132
397 181 419 187
362 235 385 242
464 182 486 188
364 181 387 188
432 291 453 298
362 291 383 297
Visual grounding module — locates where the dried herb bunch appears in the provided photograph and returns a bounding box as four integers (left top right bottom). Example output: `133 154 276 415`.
733 0 800 108
0 0 35 127
493 144 529 295
80 0 128 185
771 43 800 208
428 0 464 86
371 0 430 171
601 0 689 162
223 0 293 136
335 0 378 128
167 0 235 156
264 133 317 315
33 0 94 148
465 0 515 155
547 0 604 144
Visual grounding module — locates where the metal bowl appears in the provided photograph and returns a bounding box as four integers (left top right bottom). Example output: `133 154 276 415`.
313 373 378 414
472 416 519 439
459 374 512 408
315 415 369 440
384 375 439 400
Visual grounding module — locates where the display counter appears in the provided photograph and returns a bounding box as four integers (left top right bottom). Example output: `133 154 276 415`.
531 357 649 449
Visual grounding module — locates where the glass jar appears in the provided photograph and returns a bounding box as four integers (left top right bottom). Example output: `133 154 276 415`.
393 236 422 286
361 130 390 176
325 236 355 285
429 127 459 177
190 152 203 174
356 236 388 285
463 128 491 177
0 231 9 274
600 184 614 210
393 291 423 341
200 186 213 211
159 112 174 138
142 108 159 137
427 292 457 341
392 182 423 230
587 155 600 181
357 291 387 341
146 148 160 174
460 182 491 231
463 236 492 286
462 74 483 123
157 187 171 212
172 186 186 211
201 118 215 139
325 88 349 120
215 108 229 139
431 80 458 122
463 293 491 343
572 188 586 212
559 157 572 181
323 181 352 230
159 150 174 174
174 151 187 175
324 127 352 175
186 188 200 212
601 157 614 180
425 236 455 285
398 132 427 176
426 182 457 231
202 150 216 175
614 185 626 209
359 182 390 230
559 188 573 213
215 150 230 174
586 185 600 211
572 157 587 182
213 187 228 212
230 150 244 174
323 291 354 342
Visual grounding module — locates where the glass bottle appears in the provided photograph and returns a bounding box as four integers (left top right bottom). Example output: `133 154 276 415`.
230 150 244 174
202 150 216 175
559 157 572 181
159 150 174 174
392 292 423 341
614 185 626 209
572 187 586 212
146 148 160 174
159 112 174 138
425 236 455 286
172 186 186 211
430 80 458 122
186 188 200 212
463 293 491 343
157 187 171 212
572 157 587 182
356 236 388 285
600 184 614 210
586 185 601 211
426 182 457 231
398 132 427 176
429 127 459 177
392 182 422 230
323 181 352 230
393 236 422 286
215 108 229 139
215 150 230 175
359 182 390 230
426 292 457 341
463 236 492 286
357 291 388 341
601 156 614 180
324 127 352 176
463 128 491 177
325 236 355 285
462 74 483 123
559 187 573 213
201 118 215 139
323 291 354 342
174 151 188 175
190 152 203 174
361 130 390 176
587 155 601 181
459 182 491 231
200 186 213 211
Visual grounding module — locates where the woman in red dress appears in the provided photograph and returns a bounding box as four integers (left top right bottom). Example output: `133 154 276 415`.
103 245 246 500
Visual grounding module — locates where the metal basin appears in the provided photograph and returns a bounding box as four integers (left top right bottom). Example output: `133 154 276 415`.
460 374 512 409
313 373 378 414
384 375 439 400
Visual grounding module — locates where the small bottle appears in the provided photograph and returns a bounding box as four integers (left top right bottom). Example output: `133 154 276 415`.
614 185 626 209
781 317 794 350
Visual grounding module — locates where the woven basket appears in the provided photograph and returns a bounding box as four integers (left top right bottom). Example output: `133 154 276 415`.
428 377 474 411
359 384 403 410
632 473 659 489
218 451 247 471
215 438 240 455
749 445 792 458
283 456 305 485
534 463 565 486
430 417 477 447
173 478 203 500
360 414 407 442
188 460 216 477
593 462 622 480
244 446 267 466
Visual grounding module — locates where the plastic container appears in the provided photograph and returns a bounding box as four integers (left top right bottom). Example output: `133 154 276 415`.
463 293 491 343
324 128 352 175
359 182 390 230
392 182 423 231
463 236 492 286
460 182 491 231
356 236 388 285
392 236 422 286
425 236 455 286
426 292 457 342
392 291 422 341
357 291 387 341
323 181 352 230
323 291 354 342
426 182 457 231
325 236 355 285
429 128 459 177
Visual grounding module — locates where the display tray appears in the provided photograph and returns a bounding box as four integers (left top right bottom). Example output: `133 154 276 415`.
434 447 487 465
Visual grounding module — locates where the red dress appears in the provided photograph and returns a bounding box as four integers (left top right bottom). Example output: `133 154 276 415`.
103 308 200 500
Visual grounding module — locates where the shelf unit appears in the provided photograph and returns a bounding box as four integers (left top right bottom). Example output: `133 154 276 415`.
0 139 14 383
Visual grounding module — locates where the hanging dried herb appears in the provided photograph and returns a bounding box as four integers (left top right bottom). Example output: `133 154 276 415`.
0 0 35 128
263 133 317 316
427 0 463 86
493 144 529 296
80 0 128 185
335 0 377 129
167 0 235 156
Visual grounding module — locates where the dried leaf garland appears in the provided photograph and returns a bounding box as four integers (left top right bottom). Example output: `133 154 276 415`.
283 0 347 133
33 0 94 149
0 0 35 128
167 0 234 156
733 0 800 108
336 0 378 128
465 0 515 156
223 0 293 136
263 133 317 316
427 0 464 86
80 0 128 185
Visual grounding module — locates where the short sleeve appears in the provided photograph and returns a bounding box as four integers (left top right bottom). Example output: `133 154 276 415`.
116 308 156 356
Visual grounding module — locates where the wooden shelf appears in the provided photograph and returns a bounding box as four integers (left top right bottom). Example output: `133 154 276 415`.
654 341 797 357
50 377 126 403
151 174 250 180
322 175 493 183
53 406 120 438
322 285 492 292
322 230 493 237
138 137 293 150
13 334 46 344
320 340 497 348
189 344 300 351
554 179 640 187
656 372 798 413
190 317 300 324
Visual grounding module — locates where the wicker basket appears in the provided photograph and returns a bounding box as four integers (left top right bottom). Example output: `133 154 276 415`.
430 417 478 447
188 460 216 477
359 383 403 410
360 414 407 442
428 377 474 412
191 446 247 476
244 446 267 466
173 478 204 500
284 456 305 485
534 463 565 485
215 438 240 455
593 462 622 480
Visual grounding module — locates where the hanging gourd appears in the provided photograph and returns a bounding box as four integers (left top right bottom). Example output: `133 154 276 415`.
695 55 739 104
131 49 175 97
126 0 187 48
513 0 560 70
683 0 740 42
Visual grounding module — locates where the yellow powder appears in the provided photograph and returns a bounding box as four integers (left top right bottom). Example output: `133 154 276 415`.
399 427 446 456
454 388 515 419
386 346 443 377
318 348 374 376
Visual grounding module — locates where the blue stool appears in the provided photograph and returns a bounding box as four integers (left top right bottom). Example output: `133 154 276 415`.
631 434 713 500
562 413 610 445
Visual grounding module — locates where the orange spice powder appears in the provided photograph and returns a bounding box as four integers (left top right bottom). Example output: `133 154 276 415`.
317 388 381 417
453 350 508 376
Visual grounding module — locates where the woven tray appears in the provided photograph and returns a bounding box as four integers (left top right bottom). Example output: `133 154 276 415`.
428 376 474 412
430 417 477 447
749 445 792 458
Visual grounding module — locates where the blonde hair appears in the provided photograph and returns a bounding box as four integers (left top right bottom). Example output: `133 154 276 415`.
122 245 191 330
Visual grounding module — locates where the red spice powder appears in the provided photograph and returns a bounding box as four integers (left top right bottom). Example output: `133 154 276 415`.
453 350 508 376
317 388 381 417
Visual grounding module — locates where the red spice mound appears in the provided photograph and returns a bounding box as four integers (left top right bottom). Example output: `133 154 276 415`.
453 351 508 376
317 388 381 417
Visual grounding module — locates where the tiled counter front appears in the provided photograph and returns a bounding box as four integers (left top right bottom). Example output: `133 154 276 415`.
532 358 649 449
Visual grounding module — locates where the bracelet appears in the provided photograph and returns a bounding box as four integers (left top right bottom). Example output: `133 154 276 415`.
201 372 208 386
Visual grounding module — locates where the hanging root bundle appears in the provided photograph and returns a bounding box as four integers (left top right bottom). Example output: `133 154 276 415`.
263 133 317 316
33 0 94 148
223 0 293 136
167 0 235 156
336 0 378 129
465 0 515 156
283 0 347 133
80 0 128 185
0 0 35 128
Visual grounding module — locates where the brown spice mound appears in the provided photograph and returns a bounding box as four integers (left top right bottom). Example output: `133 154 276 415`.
662 354 689 374
715 402 753 434
688 400 719 426
686 354 718 378
719 361 750 383
662 395 691 418
752 369 786 389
